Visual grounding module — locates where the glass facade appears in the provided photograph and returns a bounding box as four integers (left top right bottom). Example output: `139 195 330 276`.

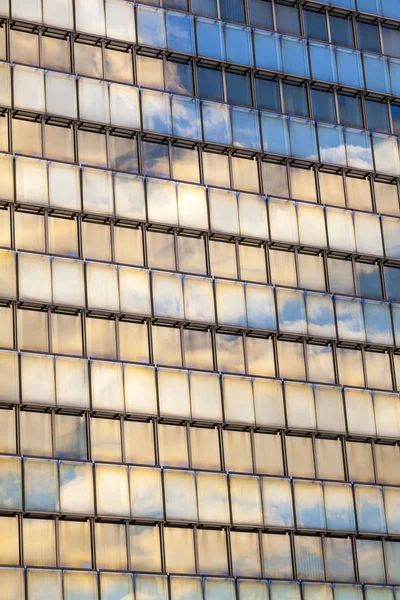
2 0 400 598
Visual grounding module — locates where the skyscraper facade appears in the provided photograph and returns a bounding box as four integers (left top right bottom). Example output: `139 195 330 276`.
2 0 400 598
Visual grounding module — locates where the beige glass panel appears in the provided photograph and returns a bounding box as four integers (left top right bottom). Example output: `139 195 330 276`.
106 48 133 85
110 83 140 129
315 439 344 480
375 181 399 215
254 433 284 476
190 371 222 422
46 125 74 164
78 78 109 123
86 263 119 312
356 539 385 583
13 66 45 112
55 356 90 409
114 173 145 221
147 231 175 270
164 528 195 574
130 525 161 572
216 280 246 327
337 348 365 387
177 184 207 229
0 517 18 565
324 482 356 531
59 520 91 569
101 573 134 600
48 163 80 210
24 458 59 513
203 152 230 187
197 529 228 575
158 368 190 418
20 411 52 457
190 427 220 470
27 570 62 600
384 487 400 534
178 236 207 275
239 245 267 283
326 208 356 252
23 519 56 566
285 382 316 430
365 352 392 391
59 461 94 515
48 216 78 257
124 364 157 416
10 30 39 65
319 172 345 207
315 386 345 433
347 442 375 483
374 392 400 438
262 162 289 196
14 211 45 252
223 375 255 425
95 523 127 570
152 271 184 319
0 456 21 511
209 189 239 235
136 55 164 88
262 477 294 527
164 470 198 522
79 129 107 166
298 254 326 291
42 36 71 71
231 475 262 526
232 156 259 193
375 445 400 485
86 318 116 360
0 306 12 348
17 310 48 352
183 329 213 371
262 533 292 578
238 193 268 239
0 60 11 109
129 466 163 519
91 361 124 411
55 413 87 460
106 0 136 42
277 340 306 380
124 421 155 465
0 408 15 453
11 0 42 20
197 472 229 524
355 485 386 534
354 213 383 256
114 227 143 266
45 71 77 119
325 538 354 582
295 536 324 580
135 574 167 600
231 531 261 577
269 249 297 286
82 222 111 261
119 267 151 316
297 204 327 248
290 167 317 202
306 344 335 384
147 179 178 225
63 571 98 600
91 418 122 462
119 321 149 364
223 430 253 473
159 424 188 468
170 577 202 600
209 240 237 278
365 588 394 600
268 198 298 243
253 379 285 428
286 437 315 478
346 176 372 211
18 253 51 303
51 313 82 356
345 389 376 436
0 208 10 248
184 276 215 324
304 584 334 600
12 119 41 156
82 168 113 215
21 353 55 405
96 464 130 517
247 337 275 377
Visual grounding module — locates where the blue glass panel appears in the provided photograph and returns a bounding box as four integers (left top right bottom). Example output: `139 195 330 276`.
166 12 195 54
195 18 225 61
389 58 400 96
276 289 307 335
381 0 400 19
24 458 59 512
392 305 400 346
295 481 326 530
335 297 366 342
261 113 290 155
355 264 382 300
333 0 356 7
356 0 382 14
385 268 400 303
0 457 22 510
288 118 318 161
101 574 134 600
253 30 282 71
136 5 167 49
355 486 387 534
224 23 253 67
306 293 336 339
141 91 172 135
232 107 261 150
171 96 201 140
363 301 393 345
345 129 374 170
317 123 346 165
309 42 337 83
363 53 390 94
246 286 277 331
325 483 356 531
336 48 364 88
281 36 310 78
135 575 169 600
202 101 232 145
